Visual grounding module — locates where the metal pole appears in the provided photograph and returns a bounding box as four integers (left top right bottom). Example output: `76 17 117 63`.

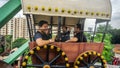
78 18 85 42
81 18 85 42
101 21 109 42
92 20 97 42
63 17 66 26
50 16 53 38
26 15 32 41
29 15 34 40
32 15 37 34
58 16 61 41
80 18 85 30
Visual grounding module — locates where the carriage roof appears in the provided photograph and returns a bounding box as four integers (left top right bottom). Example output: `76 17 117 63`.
21 0 112 25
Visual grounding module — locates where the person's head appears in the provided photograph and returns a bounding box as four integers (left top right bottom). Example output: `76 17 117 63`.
74 24 82 33
38 20 49 34
62 26 67 32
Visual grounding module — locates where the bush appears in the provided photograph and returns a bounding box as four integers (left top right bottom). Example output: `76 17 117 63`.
95 33 114 62
12 38 28 48
0 48 4 54
109 29 120 44
85 33 114 62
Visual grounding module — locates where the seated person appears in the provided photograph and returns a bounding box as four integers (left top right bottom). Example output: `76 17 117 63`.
34 20 54 46
61 26 70 42
66 24 87 42
55 26 70 42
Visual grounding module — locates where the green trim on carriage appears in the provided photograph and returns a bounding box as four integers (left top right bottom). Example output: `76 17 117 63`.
0 0 21 28
3 41 29 64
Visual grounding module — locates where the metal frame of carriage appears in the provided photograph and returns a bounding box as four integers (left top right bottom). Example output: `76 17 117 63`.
21 0 112 68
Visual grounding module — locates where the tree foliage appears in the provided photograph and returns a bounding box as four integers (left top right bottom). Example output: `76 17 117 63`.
12 38 28 48
5 35 13 44
0 35 12 53
109 29 120 44
97 24 113 32
5 35 13 49
85 33 114 62
95 33 114 62
96 24 114 62
97 24 120 44
0 35 5 53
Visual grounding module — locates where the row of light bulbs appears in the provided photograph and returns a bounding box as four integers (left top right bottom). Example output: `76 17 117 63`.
26 6 110 18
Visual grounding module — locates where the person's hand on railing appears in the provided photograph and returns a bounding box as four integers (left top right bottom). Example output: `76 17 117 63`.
49 38 55 43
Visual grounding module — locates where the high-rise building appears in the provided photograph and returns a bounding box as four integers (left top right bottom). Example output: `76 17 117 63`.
0 25 7 35
12 18 29 41
0 17 29 41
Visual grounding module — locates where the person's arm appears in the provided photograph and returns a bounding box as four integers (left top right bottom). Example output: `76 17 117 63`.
36 38 54 46
66 37 78 42
34 32 54 46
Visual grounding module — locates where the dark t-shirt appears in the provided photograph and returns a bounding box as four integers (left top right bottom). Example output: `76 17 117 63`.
74 32 87 42
34 31 50 41
61 31 70 42
55 31 70 42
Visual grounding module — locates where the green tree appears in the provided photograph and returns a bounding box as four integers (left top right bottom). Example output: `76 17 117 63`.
109 29 120 44
86 33 114 62
5 35 13 51
12 38 28 48
0 35 13 54
102 34 114 62
5 35 13 45
97 24 113 32
0 35 5 53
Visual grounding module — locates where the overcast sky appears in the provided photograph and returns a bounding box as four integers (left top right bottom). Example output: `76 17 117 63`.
0 0 120 29
110 0 120 29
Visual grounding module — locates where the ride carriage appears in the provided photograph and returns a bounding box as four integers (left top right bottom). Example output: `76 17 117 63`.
21 0 112 68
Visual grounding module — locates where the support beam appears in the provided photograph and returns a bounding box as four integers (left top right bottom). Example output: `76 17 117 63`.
92 20 97 42
0 0 21 28
57 16 61 41
101 21 109 42
4 41 29 64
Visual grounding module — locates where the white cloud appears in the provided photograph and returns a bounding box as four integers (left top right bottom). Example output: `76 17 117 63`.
14 10 25 18
110 0 120 29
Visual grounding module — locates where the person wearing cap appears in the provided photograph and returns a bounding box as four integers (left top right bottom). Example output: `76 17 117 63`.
34 20 54 46
66 24 87 42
